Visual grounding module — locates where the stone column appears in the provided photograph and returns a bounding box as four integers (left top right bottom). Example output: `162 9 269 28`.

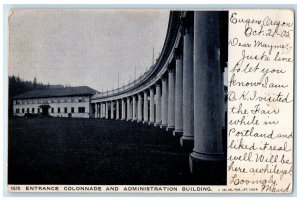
190 12 225 174
132 95 137 122
167 66 175 131
95 103 98 118
100 103 103 118
127 97 132 121
180 13 194 150
161 76 168 129
121 99 126 120
98 103 101 118
102 103 105 118
130 97 133 120
110 101 114 119
149 87 155 125
137 93 142 122
105 102 109 119
143 90 149 124
154 82 161 127
174 49 184 136
116 100 120 120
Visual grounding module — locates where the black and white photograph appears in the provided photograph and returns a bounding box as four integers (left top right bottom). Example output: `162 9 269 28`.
8 9 229 188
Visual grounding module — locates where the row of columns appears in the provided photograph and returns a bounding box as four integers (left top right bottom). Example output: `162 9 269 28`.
94 82 171 126
93 11 227 174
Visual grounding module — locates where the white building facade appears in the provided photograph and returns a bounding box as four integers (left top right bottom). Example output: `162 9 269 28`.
12 86 98 118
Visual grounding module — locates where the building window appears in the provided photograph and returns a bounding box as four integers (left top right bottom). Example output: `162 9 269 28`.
27 108 29 113
71 97 74 102
22 108 25 113
32 108 35 113
16 108 20 113
64 107 68 113
38 108 40 113
78 107 85 113
71 107 74 113
51 108 54 113
57 108 60 113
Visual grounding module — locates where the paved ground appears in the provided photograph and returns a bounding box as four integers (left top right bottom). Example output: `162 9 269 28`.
8 117 226 185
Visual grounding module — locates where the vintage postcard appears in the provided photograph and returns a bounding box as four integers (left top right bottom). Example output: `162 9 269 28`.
6 8 294 193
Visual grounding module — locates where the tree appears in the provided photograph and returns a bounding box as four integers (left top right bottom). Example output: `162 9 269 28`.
8 76 50 116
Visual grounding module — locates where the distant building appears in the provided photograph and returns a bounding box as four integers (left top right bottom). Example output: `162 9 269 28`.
12 86 98 118
48 84 64 89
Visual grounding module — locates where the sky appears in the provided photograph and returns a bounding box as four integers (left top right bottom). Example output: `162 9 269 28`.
9 9 170 92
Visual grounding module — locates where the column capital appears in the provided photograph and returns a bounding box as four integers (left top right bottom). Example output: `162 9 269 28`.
180 11 194 35
174 47 183 60
168 58 176 70
162 73 168 81
168 67 175 73
143 89 149 95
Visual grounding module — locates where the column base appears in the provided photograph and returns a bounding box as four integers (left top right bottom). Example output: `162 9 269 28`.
148 121 154 126
189 152 226 185
126 119 132 121
180 136 194 151
166 126 175 132
132 119 137 122
143 121 148 124
173 130 183 137
154 122 161 127
137 120 143 123
160 124 167 129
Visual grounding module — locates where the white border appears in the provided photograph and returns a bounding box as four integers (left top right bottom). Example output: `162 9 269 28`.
1 1 299 200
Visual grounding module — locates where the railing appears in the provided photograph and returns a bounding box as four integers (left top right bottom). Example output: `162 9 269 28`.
92 11 181 101
93 64 155 98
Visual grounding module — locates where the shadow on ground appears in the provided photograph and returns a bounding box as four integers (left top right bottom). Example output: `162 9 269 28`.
8 117 226 185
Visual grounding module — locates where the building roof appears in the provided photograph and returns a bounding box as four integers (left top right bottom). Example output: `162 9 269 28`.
13 86 98 99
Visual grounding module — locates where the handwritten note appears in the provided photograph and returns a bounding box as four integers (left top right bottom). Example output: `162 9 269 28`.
227 10 294 193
